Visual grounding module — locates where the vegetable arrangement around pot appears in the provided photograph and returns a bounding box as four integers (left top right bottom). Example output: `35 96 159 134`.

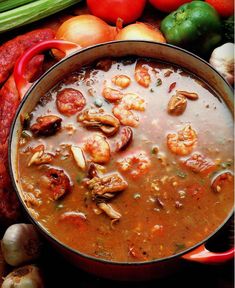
0 0 234 286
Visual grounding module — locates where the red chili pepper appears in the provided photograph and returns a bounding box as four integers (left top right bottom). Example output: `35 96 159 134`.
168 82 176 93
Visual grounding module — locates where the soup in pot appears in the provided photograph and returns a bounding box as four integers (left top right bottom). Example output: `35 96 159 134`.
17 57 234 262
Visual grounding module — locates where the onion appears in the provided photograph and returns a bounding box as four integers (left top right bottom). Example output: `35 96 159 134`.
54 15 117 58
115 22 166 43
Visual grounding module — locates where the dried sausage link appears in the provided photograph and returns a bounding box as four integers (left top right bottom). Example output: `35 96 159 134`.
0 28 55 85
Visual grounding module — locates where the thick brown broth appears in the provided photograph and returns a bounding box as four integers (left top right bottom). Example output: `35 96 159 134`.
17 57 234 262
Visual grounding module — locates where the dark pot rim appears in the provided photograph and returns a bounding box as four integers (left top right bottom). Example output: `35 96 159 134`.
8 40 234 267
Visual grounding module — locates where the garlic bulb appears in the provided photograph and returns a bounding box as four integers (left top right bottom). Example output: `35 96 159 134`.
1 224 41 266
209 43 234 85
2 265 44 288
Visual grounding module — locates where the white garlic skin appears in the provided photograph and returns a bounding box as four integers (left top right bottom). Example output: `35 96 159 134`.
1 224 41 266
209 42 234 85
2 265 44 288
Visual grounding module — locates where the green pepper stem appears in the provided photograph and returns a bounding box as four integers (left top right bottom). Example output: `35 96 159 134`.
175 11 186 22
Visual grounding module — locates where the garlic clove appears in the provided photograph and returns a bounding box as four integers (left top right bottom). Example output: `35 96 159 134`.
1 224 41 266
209 43 234 85
2 265 44 288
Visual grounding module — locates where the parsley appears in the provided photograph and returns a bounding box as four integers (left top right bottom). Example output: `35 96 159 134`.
156 78 162 86
220 161 232 169
76 172 85 184
176 170 187 178
55 201 64 210
21 130 31 138
199 178 205 186
174 243 186 254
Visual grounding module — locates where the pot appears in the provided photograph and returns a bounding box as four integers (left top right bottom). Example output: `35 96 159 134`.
9 40 234 281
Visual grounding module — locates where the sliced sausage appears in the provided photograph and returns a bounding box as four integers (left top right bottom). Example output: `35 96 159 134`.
45 168 71 200
0 28 55 85
115 127 133 152
211 171 234 193
56 88 86 115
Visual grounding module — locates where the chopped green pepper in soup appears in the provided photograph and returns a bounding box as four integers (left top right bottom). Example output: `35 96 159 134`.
17 57 234 262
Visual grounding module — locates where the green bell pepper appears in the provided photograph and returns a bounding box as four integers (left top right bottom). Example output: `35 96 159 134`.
161 1 222 55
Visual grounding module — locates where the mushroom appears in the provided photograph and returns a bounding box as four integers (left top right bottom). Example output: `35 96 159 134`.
167 93 187 115
28 150 53 167
30 115 62 137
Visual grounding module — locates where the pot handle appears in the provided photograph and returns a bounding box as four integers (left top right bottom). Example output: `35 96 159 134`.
14 39 81 99
182 244 234 264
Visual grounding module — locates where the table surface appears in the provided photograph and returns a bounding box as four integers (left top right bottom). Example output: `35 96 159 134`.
0 2 234 287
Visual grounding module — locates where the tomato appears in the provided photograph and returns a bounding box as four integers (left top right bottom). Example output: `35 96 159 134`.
149 0 191 13
86 0 146 24
205 0 234 17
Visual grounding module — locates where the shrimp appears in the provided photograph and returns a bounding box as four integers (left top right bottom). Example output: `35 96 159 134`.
117 151 151 178
85 134 110 164
134 66 151 88
102 87 124 102
112 93 145 127
167 125 197 156
121 93 146 111
113 105 139 127
112 75 131 89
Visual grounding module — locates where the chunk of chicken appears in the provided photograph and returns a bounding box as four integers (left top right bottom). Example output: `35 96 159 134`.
97 203 122 220
77 108 120 136
87 173 128 200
